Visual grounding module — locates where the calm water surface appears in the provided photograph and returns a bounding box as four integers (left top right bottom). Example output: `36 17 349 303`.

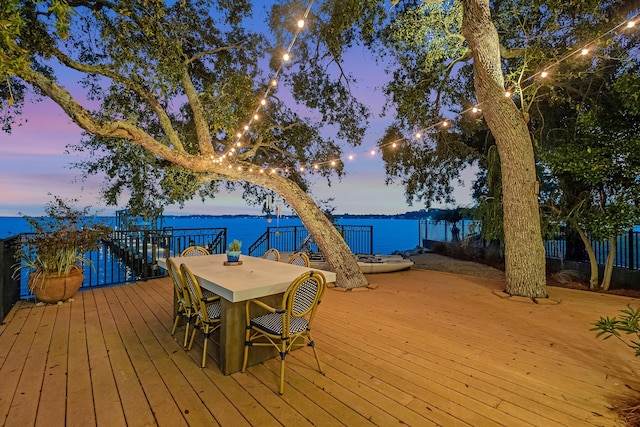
0 216 422 254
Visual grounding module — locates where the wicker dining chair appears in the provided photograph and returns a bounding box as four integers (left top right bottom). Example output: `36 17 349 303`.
181 263 222 368
242 270 327 394
262 248 280 261
287 251 310 267
180 245 210 257
167 257 194 348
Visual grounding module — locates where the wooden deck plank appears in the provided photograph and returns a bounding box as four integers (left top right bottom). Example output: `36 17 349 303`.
311 334 528 427
318 290 621 426
239 364 348 427
65 293 96 427
317 314 595 426
0 302 30 370
35 300 71 427
101 285 189 427
112 284 220 426
131 278 260 427
91 287 158 426
82 289 128 426
1 268 637 427
4 303 57 426
0 303 45 425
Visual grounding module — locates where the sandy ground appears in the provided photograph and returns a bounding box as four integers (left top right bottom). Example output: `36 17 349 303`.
407 252 506 280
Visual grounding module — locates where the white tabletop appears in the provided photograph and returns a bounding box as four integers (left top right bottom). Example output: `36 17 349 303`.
173 254 337 302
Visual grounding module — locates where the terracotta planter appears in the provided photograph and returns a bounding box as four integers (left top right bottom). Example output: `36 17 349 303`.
28 267 84 303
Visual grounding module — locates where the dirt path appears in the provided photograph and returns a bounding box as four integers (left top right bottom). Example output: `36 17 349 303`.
408 252 505 280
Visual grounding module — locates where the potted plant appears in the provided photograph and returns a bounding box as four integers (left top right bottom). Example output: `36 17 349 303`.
14 196 111 304
226 239 242 262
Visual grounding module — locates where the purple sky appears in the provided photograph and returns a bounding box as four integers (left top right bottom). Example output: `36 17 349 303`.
0 26 475 217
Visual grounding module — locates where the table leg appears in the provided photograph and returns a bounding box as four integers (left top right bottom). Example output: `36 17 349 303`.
218 295 281 375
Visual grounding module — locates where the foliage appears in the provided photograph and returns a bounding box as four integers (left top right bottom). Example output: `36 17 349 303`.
15 196 111 284
1 0 368 217
0 0 373 289
228 239 242 252
593 305 640 357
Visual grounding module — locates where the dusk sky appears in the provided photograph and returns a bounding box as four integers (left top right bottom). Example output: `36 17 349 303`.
0 7 476 217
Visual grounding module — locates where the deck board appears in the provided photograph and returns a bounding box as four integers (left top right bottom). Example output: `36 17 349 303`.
0 269 637 426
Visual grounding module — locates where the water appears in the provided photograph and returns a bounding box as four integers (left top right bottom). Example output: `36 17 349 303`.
0 215 422 254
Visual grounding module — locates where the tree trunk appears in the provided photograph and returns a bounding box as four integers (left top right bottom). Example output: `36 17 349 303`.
601 237 616 291
462 0 547 298
576 226 599 289
266 176 369 289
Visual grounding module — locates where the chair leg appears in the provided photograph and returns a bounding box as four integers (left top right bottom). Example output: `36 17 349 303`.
308 333 323 373
279 342 287 395
171 313 180 336
241 328 251 373
201 325 209 368
188 320 198 350
183 319 190 348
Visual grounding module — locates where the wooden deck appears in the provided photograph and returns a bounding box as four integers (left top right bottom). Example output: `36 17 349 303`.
1 268 639 426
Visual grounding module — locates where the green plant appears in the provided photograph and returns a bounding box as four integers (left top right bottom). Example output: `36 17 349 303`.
228 239 242 252
14 196 111 285
592 305 640 357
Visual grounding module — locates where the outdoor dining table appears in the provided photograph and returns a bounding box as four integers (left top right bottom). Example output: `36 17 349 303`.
171 253 337 375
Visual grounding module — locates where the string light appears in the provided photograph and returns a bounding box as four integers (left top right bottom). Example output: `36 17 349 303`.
215 8 638 177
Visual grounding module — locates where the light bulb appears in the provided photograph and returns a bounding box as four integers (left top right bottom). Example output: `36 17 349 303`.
283 52 290 61
581 48 589 55
541 70 548 78
297 19 305 29
415 132 422 138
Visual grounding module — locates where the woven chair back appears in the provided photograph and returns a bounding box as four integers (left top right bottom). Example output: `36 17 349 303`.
180 264 211 322
262 248 280 261
287 252 310 267
180 246 210 257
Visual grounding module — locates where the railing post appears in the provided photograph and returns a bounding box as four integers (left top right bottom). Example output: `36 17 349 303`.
369 226 374 255
142 231 149 281
629 228 635 270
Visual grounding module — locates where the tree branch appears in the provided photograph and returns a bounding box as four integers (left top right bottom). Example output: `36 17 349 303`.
179 70 214 156
186 45 246 65
50 47 186 151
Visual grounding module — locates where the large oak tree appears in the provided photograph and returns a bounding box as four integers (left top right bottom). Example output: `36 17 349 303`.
0 0 371 289
286 0 636 298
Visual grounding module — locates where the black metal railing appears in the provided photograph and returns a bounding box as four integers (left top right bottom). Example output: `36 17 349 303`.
247 225 373 257
6 227 227 299
544 228 639 270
